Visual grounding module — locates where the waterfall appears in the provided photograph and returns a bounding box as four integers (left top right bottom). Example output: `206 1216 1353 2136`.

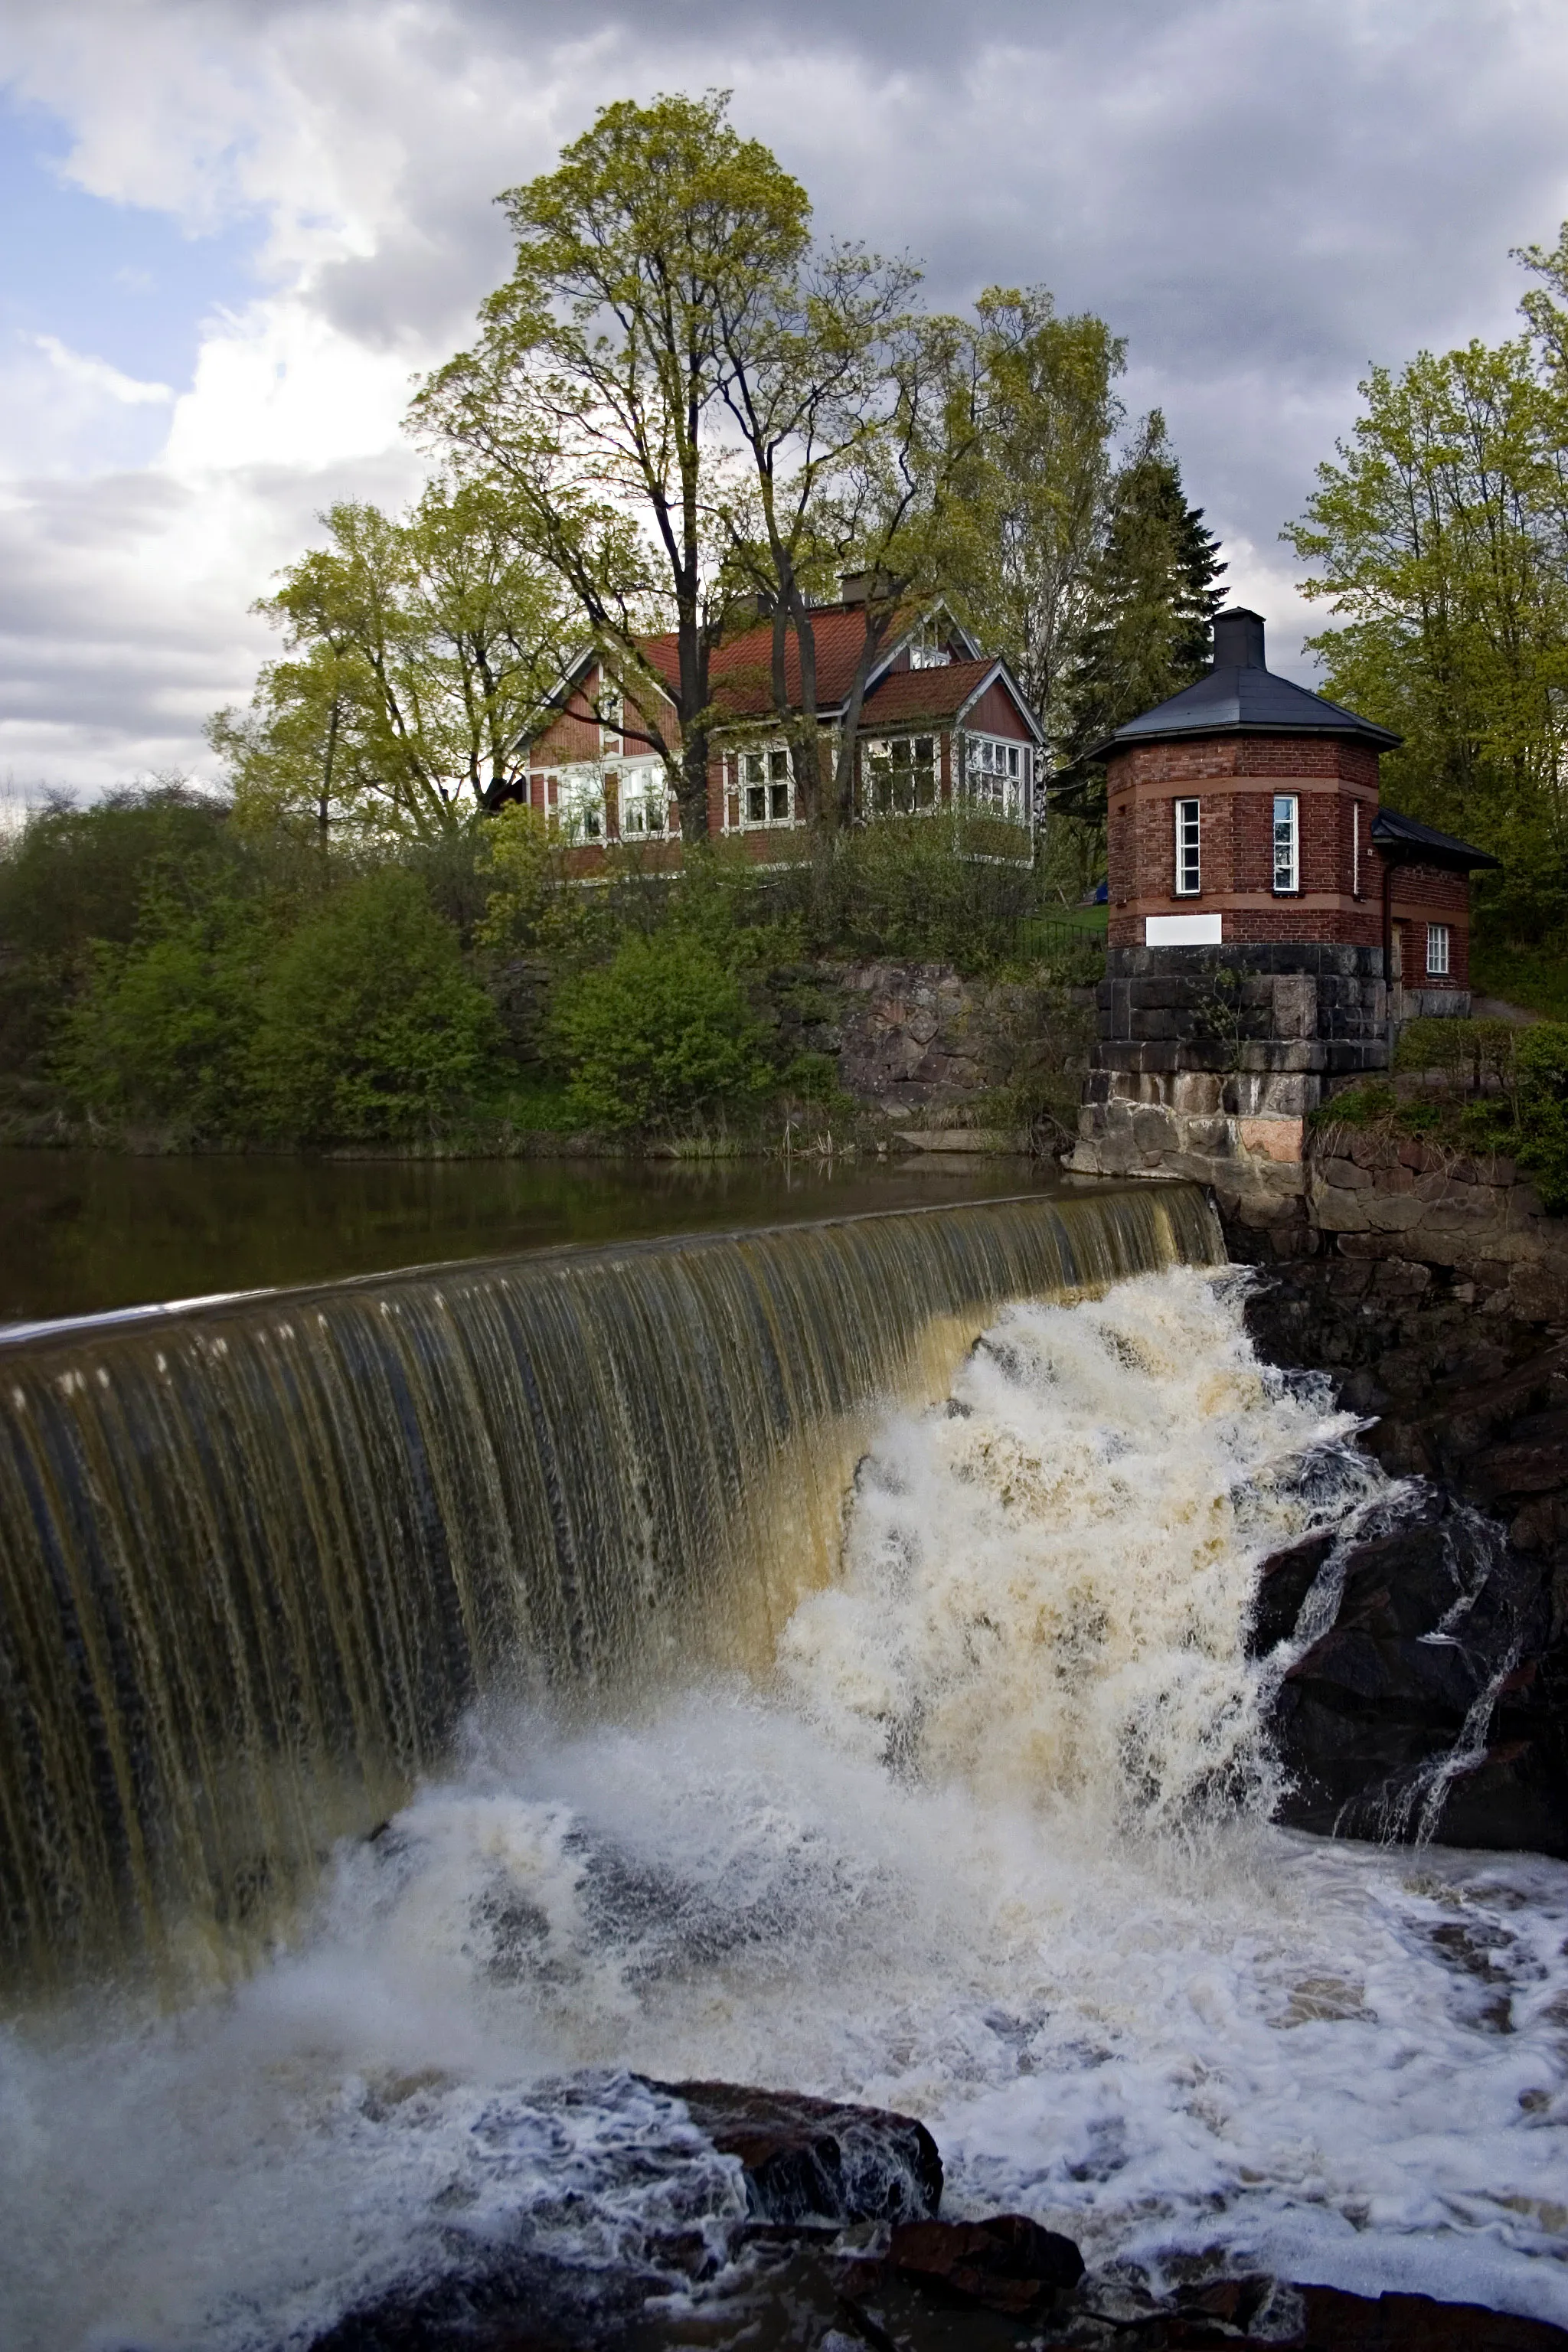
0 1184 1220 1992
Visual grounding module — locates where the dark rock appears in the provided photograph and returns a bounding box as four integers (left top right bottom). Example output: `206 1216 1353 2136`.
888 2214 1085 2314
1292 2284 1568 2348
642 2078 942 2225
1248 1527 1334 1656
1237 1248 1568 1855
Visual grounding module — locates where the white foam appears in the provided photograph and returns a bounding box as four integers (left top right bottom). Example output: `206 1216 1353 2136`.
4 1269 1566 2350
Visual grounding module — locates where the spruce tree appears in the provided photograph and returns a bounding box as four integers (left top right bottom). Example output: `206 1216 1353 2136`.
1053 412 1225 822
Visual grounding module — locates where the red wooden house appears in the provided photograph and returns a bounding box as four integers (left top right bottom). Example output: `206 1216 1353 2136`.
521 583 1042 867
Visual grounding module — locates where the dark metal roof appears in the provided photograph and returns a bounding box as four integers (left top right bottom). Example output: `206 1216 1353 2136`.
1370 807 1501 870
1089 608 1402 758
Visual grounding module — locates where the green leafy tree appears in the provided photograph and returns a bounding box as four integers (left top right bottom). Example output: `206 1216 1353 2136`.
250 869 504 1140
1285 328 1568 936
212 479 568 841
413 90 813 844
955 287 1126 742
550 929 773 1129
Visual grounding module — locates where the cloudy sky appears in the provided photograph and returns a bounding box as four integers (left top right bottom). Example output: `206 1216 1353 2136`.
2 0 1568 795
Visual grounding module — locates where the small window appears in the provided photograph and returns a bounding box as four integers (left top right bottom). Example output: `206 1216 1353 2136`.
909 617 952 670
1272 794 1299 893
598 682 623 749
864 735 939 816
737 746 794 826
1426 923 1451 977
1174 799 1200 895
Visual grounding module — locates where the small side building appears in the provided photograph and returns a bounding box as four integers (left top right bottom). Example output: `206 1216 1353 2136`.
1071 606 1498 1198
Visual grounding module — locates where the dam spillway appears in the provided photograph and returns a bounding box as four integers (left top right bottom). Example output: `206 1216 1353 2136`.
0 1183 1221 1989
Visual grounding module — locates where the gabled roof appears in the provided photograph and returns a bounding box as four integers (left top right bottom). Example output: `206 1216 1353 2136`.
638 598 984 720
536 598 990 737
861 656 1044 740
1089 607 1401 759
1371 808 1501 871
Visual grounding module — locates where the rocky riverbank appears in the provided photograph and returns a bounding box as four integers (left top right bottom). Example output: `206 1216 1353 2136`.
1224 1139 1568 1857
305 2082 1568 2352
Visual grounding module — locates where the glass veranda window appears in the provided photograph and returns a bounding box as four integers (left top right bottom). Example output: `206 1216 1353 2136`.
864 735 938 815
1174 799 1200 894
965 736 1029 822
555 772 606 843
1273 795 1299 892
738 747 793 825
618 767 668 837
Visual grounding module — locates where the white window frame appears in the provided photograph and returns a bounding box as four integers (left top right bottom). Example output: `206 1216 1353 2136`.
1426 922 1451 977
1174 798 1200 896
908 619 952 671
962 733 1031 824
553 766 606 844
1272 793 1299 893
862 733 940 817
616 763 671 840
597 681 623 753
731 743 796 829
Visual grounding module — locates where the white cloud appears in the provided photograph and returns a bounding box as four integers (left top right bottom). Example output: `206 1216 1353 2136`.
30 334 172 405
2 0 1568 781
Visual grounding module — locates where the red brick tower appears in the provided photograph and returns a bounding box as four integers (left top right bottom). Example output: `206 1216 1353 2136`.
1072 608 1498 1206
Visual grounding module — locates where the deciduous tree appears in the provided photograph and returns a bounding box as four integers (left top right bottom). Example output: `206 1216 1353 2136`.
413 91 813 844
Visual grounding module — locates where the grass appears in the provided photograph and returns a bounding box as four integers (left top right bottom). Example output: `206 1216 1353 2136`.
1470 938 1568 1021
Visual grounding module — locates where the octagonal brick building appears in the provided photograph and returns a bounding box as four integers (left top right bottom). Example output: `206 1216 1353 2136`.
1070 607 1498 1193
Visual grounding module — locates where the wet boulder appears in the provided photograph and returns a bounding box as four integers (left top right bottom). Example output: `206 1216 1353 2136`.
1253 1488 1566 1854
642 2078 943 2225
888 2213 1084 2315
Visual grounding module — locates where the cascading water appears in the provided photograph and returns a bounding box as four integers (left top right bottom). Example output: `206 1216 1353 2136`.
0 1184 1217 1988
4 1231 1568 2350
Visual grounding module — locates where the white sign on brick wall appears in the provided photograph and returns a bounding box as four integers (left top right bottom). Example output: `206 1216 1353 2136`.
1145 913 1223 946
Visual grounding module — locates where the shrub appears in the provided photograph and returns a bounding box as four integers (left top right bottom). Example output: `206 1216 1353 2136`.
55 885 265 1133
1513 1023 1568 1211
250 869 503 1141
550 930 774 1131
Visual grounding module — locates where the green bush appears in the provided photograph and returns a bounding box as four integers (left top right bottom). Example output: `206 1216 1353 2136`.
250 869 503 1142
56 885 266 1133
1513 1023 1568 1211
551 930 774 1132
1393 1016 1517 1091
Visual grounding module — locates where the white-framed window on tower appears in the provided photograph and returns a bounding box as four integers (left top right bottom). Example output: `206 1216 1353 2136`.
1272 794 1300 893
1174 798 1200 895
1426 923 1451 977
963 734 1030 823
733 745 795 828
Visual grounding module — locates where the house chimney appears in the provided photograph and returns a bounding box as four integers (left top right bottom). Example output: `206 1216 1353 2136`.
1211 607 1266 670
839 569 896 607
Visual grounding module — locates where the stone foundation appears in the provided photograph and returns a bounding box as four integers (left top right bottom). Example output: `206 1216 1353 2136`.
1070 942 1389 1207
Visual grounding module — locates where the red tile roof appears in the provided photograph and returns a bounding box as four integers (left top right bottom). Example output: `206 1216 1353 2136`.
639 602 924 718
860 658 1002 727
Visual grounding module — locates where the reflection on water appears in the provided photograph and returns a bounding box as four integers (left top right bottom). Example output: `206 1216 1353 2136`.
0 1150 1063 1325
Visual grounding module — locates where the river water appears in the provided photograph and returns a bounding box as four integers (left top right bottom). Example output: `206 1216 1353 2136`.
2 1257 1566 2347
0 1149 1060 1327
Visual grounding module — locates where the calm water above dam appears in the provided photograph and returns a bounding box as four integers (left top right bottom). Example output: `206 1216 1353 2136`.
0 1148 1060 1326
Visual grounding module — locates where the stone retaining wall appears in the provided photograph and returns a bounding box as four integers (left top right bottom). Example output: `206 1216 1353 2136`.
1223 1126 1568 1326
